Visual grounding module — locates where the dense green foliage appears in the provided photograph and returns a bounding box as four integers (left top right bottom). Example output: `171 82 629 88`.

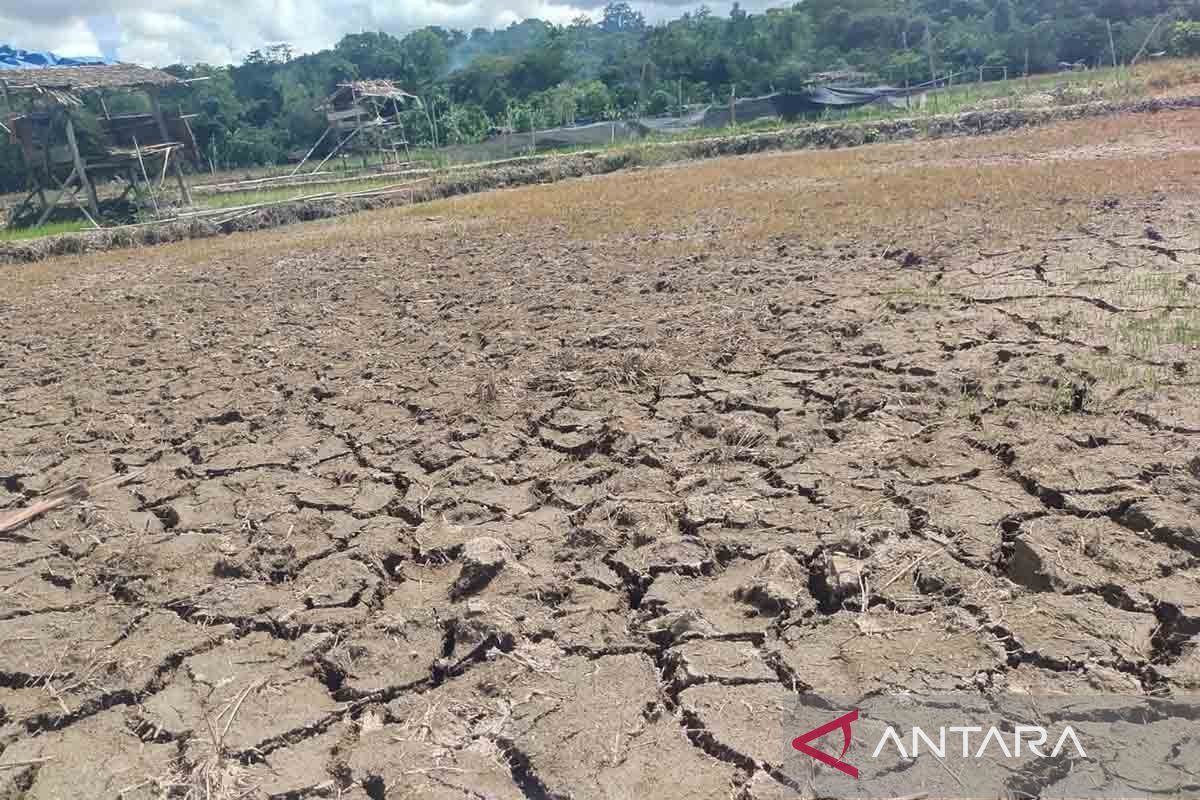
0 0 1191 188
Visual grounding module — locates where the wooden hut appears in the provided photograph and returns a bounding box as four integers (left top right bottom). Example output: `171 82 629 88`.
1 63 199 227
291 80 419 174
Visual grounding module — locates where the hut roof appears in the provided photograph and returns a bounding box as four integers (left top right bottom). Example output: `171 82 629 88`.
340 80 418 100
0 63 180 94
319 80 419 108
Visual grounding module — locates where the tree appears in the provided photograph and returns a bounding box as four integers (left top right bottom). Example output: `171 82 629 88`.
1169 20 1200 57
449 56 516 106
402 28 451 89
576 80 615 119
510 28 570 94
646 89 673 114
335 32 405 79
602 3 646 33
540 83 579 125
994 0 1013 34
221 126 284 167
0 0 1188 179
440 104 492 144
1055 15 1108 64
266 43 294 63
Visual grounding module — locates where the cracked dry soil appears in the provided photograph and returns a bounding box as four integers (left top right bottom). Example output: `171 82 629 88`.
1 112 1200 799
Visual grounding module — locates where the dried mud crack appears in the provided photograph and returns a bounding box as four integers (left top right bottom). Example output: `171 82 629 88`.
3 107 1200 799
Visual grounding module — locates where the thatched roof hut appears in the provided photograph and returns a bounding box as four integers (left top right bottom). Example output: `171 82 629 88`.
317 80 419 112
1 63 194 226
0 64 180 100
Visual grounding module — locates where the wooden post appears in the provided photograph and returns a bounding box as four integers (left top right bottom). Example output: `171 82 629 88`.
132 134 159 213
1107 19 1118 69
1132 14 1166 68
121 168 138 201
33 166 47 215
179 114 202 172
925 30 937 114
36 165 77 226
7 186 38 229
75 198 101 230
289 126 330 176
429 100 439 150
63 114 100 219
926 29 936 85
729 85 736 127
158 147 171 190
310 125 363 174
148 89 192 206
36 183 80 227
38 121 53 213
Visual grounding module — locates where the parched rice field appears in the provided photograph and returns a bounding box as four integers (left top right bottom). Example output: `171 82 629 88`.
1 107 1199 799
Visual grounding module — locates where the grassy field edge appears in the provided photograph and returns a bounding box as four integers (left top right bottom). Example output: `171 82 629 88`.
3 91 1199 267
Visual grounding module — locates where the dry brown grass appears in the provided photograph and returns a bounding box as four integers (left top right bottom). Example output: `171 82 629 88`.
9 106 1200 293
403 110 1200 257
1134 56 1200 97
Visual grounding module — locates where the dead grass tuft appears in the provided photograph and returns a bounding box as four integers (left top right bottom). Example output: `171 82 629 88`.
602 348 666 389
160 682 264 800
473 373 500 405
715 419 770 462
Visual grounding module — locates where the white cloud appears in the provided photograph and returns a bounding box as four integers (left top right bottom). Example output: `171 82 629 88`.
0 0 767 66
0 13 103 57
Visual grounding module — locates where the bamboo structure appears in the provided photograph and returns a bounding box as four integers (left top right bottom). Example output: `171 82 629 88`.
292 80 421 176
1 63 200 228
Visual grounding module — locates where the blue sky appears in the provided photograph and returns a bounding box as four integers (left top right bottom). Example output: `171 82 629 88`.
0 0 771 67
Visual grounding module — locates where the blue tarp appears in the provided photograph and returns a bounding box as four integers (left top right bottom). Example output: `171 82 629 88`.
0 45 109 70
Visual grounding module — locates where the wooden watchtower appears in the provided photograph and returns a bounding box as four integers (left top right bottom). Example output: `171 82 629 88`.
290 80 419 175
1 63 200 228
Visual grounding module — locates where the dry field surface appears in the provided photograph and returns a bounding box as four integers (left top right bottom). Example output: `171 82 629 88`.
2 108 1200 799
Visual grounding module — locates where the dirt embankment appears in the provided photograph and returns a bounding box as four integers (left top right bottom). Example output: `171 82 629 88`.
3 93 1200 267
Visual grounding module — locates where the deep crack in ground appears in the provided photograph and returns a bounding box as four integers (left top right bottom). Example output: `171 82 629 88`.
3 107 1200 799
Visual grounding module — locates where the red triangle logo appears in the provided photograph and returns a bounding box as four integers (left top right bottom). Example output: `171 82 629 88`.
791 708 859 778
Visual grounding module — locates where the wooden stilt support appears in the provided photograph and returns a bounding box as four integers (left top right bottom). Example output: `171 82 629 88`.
132 135 159 214
7 186 39 228
76 201 101 230
158 147 172 191
289 126 331 176
64 115 100 219
35 166 79 227
310 125 363 175
149 90 192 206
